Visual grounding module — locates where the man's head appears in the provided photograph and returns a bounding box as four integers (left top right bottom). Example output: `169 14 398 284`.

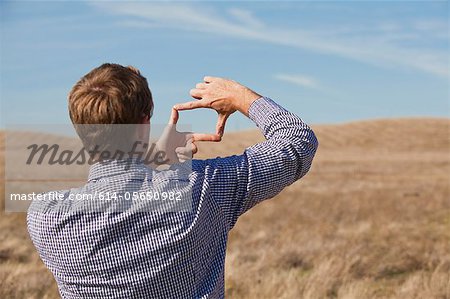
68 63 154 160
69 63 153 124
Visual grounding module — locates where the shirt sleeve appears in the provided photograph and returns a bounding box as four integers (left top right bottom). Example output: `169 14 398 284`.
192 97 318 229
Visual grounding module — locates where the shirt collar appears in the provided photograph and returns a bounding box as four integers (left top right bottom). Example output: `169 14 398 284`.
88 158 149 182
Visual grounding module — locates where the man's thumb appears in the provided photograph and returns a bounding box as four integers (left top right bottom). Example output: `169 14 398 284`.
168 107 179 125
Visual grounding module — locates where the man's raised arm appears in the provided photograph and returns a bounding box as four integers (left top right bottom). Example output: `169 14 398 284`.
175 77 318 229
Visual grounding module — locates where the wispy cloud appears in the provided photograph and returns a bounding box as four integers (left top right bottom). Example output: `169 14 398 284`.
275 74 318 89
228 8 264 29
90 2 448 78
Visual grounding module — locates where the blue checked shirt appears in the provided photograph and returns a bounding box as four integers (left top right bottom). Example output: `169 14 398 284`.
27 97 318 298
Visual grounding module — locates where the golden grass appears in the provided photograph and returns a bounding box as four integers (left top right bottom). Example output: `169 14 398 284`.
1 118 449 298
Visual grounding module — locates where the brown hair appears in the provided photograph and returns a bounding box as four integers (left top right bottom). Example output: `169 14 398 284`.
68 64 153 159
68 63 153 124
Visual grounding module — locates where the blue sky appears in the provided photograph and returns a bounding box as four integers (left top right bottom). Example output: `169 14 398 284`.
1 0 448 133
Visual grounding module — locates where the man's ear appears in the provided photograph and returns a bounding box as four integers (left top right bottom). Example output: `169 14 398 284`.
135 114 150 140
141 114 150 124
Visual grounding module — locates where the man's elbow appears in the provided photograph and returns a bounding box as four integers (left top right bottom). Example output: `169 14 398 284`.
297 130 319 179
309 130 319 156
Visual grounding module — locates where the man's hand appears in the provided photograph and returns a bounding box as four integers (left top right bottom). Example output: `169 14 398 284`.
174 76 261 137
154 108 221 165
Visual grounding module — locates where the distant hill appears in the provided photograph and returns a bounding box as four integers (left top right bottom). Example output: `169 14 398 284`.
195 118 450 157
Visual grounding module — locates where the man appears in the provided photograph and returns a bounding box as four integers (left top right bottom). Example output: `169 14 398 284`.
27 63 318 298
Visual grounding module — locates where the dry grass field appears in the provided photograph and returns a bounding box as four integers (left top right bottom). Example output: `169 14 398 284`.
0 118 449 298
